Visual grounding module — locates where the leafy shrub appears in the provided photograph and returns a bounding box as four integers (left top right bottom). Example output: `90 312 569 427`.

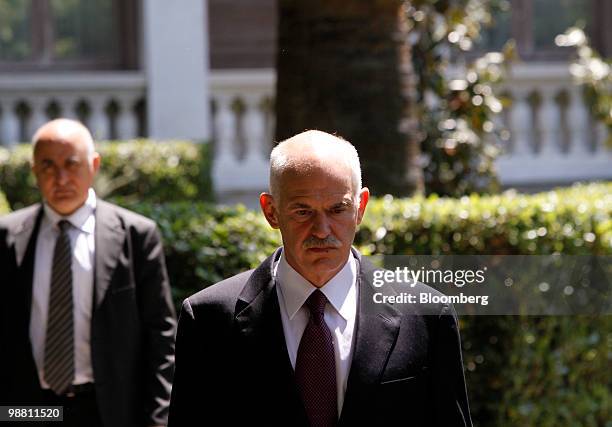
357 182 612 256
125 202 281 305
405 1 513 196
0 146 35 210
0 140 213 210
356 182 612 427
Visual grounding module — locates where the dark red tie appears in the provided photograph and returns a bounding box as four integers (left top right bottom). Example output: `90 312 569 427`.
295 290 338 427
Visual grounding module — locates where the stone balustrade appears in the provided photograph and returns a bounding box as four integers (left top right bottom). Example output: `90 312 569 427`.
0 72 146 145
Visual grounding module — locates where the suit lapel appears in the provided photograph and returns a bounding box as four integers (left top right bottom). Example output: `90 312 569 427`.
235 249 308 425
340 250 402 423
93 200 125 307
12 205 43 268
13 205 44 318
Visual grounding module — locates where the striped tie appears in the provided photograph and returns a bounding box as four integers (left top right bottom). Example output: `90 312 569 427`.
44 220 74 395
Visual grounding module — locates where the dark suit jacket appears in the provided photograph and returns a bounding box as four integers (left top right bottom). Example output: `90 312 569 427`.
0 199 176 427
168 248 472 426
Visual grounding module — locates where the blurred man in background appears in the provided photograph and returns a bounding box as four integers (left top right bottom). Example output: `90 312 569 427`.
0 119 176 427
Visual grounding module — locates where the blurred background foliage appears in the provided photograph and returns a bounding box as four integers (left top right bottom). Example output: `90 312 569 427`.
0 0 30 61
557 26 612 148
0 140 213 210
405 0 514 197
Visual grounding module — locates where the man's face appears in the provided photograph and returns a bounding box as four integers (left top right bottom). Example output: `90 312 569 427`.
261 162 369 287
32 137 100 215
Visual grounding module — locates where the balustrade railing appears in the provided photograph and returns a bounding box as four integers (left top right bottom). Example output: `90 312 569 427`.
0 72 146 145
1 65 609 198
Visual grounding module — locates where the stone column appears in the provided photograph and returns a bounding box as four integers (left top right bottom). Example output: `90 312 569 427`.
89 96 110 141
509 90 532 155
143 0 211 141
568 87 591 156
538 89 560 156
0 99 20 146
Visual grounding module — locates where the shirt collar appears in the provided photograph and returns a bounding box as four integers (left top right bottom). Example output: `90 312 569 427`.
43 188 97 234
276 249 357 321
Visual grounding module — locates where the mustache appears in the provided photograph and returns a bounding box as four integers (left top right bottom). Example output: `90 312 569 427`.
302 235 342 249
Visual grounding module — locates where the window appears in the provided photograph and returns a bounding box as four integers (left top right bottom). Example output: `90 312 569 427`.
477 0 611 59
0 0 138 70
0 0 32 61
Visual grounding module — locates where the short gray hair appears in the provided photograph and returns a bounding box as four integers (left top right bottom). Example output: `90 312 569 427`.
269 130 362 200
32 118 96 159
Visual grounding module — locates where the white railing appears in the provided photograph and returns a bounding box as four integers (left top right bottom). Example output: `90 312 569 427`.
1 65 608 197
496 63 611 185
0 72 146 145
210 64 612 197
210 69 275 195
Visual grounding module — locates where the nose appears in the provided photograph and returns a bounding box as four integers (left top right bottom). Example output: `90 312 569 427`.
55 167 69 185
311 212 331 239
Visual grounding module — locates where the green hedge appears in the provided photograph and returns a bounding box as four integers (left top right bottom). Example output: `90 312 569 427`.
0 139 213 210
127 202 281 304
125 183 611 298
126 182 610 427
358 182 612 256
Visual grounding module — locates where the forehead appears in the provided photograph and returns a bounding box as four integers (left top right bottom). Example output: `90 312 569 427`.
34 137 88 160
279 163 354 204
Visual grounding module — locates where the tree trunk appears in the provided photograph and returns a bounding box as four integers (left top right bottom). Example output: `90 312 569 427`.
276 0 423 196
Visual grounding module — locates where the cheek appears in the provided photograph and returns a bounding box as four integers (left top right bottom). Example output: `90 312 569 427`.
282 224 309 246
37 175 53 191
74 171 93 186
335 221 357 240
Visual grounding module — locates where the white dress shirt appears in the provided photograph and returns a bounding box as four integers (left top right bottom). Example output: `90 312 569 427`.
274 250 358 415
30 188 97 388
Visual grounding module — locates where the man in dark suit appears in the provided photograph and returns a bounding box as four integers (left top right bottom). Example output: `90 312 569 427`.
168 130 472 426
0 119 176 427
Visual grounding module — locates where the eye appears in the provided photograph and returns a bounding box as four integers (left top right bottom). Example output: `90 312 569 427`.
331 206 348 214
295 209 310 217
39 161 55 174
65 158 81 170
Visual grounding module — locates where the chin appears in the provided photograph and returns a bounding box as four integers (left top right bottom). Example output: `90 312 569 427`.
49 201 78 215
309 257 342 271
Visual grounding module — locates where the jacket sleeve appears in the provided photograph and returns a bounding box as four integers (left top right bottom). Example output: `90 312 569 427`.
431 304 473 427
135 224 177 427
167 299 203 427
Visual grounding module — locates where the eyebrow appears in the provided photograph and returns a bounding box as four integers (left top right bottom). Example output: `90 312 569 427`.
288 199 354 210
333 199 354 208
288 202 311 209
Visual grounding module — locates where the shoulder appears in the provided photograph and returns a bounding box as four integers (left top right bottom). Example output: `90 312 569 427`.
184 269 255 316
96 199 157 231
0 204 40 230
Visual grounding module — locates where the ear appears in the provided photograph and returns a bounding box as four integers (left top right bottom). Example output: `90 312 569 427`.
355 187 369 225
92 152 101 174
259 192 280 229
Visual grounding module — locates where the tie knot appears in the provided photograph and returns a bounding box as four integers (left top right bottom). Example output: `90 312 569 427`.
57 220 71 233
305 289 328 318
